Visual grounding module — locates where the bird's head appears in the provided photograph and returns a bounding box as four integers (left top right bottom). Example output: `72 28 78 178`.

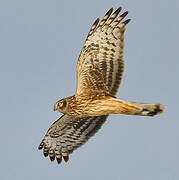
54 98 68 113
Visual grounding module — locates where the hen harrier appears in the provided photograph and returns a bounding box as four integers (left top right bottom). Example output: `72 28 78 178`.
38 7 165 164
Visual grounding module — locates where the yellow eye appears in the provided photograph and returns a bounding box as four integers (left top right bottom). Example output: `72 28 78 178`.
59 100 67 107
54 99 67 111
58 101 63 107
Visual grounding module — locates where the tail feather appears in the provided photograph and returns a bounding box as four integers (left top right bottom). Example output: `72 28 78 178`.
131 102 165 116
108 98 165 117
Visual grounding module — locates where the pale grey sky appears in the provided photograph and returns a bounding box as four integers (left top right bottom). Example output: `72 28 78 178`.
0 0 178 180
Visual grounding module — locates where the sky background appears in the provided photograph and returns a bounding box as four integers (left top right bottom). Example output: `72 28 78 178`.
0 0 178 180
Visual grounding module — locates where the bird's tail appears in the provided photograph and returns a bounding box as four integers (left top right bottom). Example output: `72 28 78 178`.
128 102 165 116
110 99 165 116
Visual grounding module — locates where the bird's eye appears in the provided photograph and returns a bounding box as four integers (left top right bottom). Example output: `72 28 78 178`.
59 100 67 108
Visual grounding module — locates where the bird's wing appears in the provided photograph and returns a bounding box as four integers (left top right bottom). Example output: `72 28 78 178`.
38 7 130 164
76 7 130 96
38 115 107 164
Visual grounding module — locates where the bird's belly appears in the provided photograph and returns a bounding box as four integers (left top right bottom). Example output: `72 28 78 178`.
69 97 121 117
68 97 141 117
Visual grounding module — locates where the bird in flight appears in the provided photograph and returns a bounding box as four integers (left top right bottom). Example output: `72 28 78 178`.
38 7 165 164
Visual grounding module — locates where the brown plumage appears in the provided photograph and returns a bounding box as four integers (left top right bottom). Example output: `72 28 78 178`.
54 94 164 117
38 7 165 164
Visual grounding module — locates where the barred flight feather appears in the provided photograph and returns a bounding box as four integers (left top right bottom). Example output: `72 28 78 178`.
76 7 130 96
38 115 107 164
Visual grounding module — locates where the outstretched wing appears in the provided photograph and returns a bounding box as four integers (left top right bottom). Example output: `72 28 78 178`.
38 115 107 164
38 7 130 164
76 7 130 96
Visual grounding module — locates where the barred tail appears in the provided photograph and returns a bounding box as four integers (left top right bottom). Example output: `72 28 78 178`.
106 98 165 117
129 102 165 116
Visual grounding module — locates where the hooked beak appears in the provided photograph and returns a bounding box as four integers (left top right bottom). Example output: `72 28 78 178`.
54 103 58 111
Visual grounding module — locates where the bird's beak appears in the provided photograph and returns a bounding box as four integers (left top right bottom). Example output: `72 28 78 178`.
54 103 58 111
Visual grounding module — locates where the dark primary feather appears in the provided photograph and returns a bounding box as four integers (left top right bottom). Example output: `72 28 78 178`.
38 115 107 164
78 7 130 96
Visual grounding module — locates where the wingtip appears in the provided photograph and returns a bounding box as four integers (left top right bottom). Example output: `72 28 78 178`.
105 8 113 16
43 146 49 157
122 19 131 25
94 17 100 25
63 155 69 162
38 142 44 150
56 157 62 164
114 7 122 14
49 155 55 162
109 7 114 13
121 11 128 18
